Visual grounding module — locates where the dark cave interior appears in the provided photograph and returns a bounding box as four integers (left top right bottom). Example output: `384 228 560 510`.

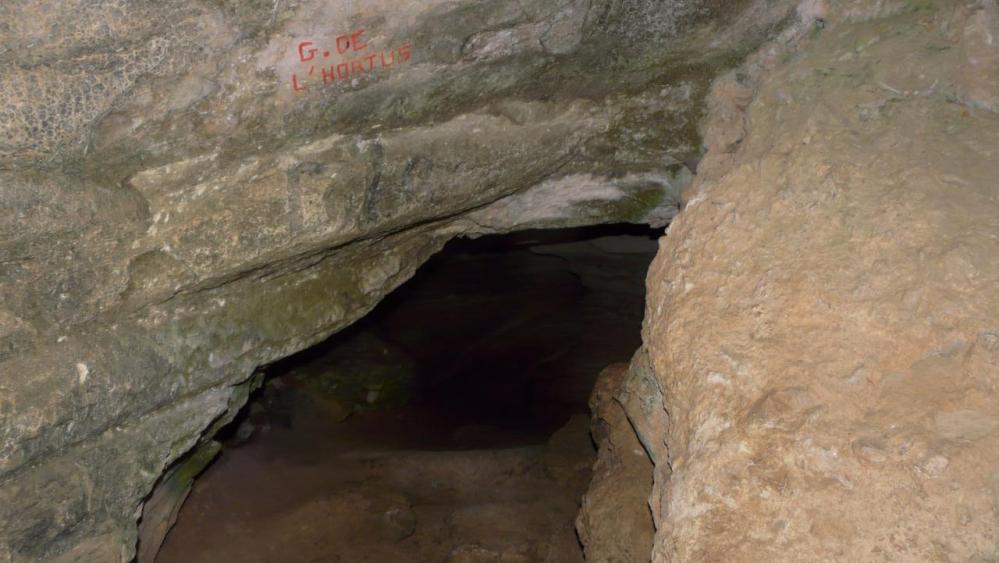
152 223 661 562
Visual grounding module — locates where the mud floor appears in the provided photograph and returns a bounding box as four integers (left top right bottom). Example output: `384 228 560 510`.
155 226 658 562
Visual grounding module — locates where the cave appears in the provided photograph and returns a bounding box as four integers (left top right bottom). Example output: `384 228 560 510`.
144 225 659 562
3 1 999 562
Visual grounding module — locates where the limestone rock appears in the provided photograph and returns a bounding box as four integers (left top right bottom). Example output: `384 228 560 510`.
638 4 999 561
135 442 220 563
0 0 884 559
543 414 595 489
576 363 656 562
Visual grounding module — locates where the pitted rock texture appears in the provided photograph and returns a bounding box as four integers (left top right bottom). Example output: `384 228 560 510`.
638 2 999 561
575 363 655 562
0 0 808 560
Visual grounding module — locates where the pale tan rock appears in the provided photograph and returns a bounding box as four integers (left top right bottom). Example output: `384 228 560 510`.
9 0 996 560
957 2 999 113
576 364 656 562
6 0 772 554
639 5 999 561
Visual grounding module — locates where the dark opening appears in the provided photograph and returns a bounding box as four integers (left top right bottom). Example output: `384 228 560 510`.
153 224 660 562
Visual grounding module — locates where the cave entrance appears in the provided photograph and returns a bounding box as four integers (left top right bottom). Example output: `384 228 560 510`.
152 224 660 563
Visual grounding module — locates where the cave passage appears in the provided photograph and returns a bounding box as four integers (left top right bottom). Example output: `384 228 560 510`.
154 224 661 563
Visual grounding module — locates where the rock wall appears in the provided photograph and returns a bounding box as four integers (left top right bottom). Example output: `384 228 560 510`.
0 0 806 560
576 363 655 562
632 1 999 560
12 0 995 560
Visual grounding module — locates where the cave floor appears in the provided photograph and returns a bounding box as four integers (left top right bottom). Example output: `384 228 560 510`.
155 230 656 563
154 405 594 562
